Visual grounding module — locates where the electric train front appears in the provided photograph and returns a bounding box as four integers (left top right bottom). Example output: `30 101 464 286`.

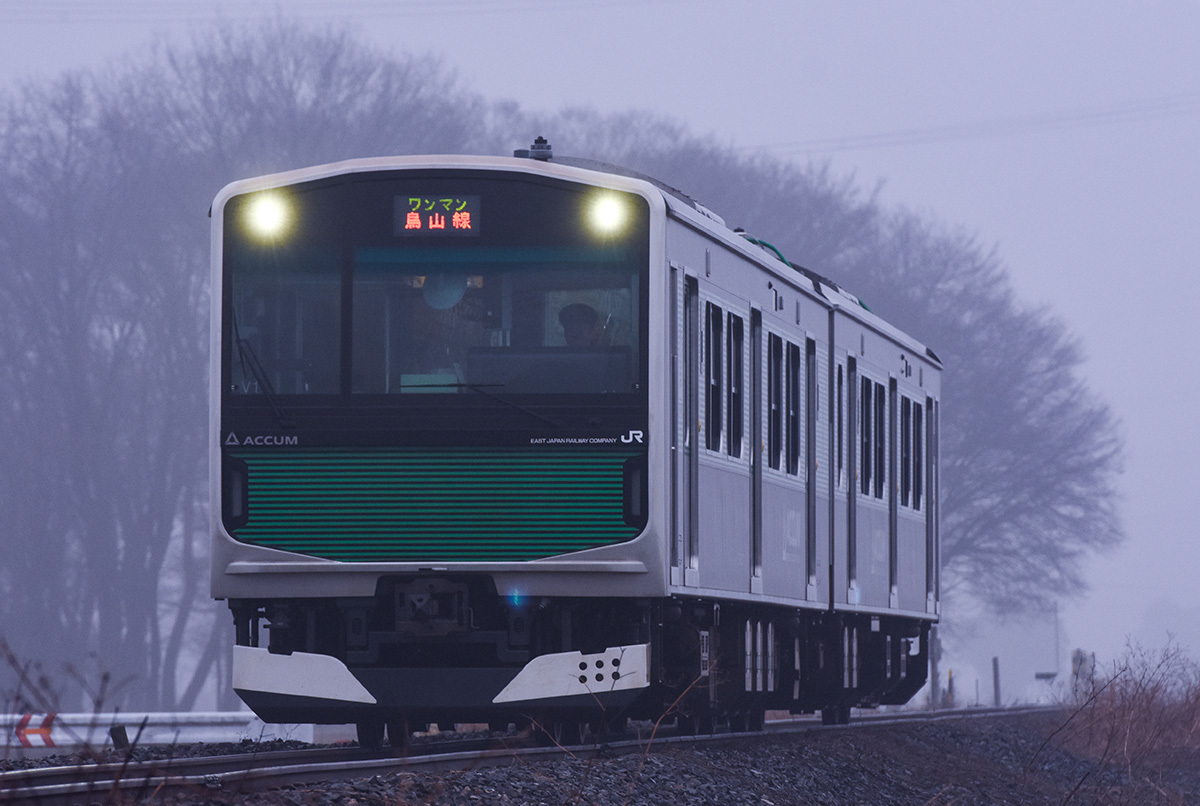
210 157 668 742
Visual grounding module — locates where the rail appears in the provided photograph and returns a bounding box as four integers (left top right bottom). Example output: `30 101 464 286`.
0 706 1062 805
2 704 1052 754
0 711 328 754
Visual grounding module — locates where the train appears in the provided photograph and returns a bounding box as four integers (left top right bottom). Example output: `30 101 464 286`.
210 138 941 748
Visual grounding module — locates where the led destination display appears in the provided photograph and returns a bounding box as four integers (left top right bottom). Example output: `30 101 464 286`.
395 194 480 237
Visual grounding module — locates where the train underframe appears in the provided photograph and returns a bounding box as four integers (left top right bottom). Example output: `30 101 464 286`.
228 574 929 748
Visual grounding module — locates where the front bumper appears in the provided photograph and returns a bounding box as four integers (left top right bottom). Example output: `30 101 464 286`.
232 643 651 724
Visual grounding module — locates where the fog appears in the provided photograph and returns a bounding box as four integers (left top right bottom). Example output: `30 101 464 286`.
2 1 1196 707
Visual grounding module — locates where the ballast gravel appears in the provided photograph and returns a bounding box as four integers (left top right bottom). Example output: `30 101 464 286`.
17 711 1200 804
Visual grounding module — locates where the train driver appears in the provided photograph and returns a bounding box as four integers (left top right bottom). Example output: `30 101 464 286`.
558 302 608 347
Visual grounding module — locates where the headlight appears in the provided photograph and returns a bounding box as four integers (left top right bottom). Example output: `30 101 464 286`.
244 193 291 240
587 193 627 235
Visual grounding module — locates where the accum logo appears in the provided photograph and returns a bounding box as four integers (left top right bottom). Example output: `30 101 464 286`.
225 433 299 447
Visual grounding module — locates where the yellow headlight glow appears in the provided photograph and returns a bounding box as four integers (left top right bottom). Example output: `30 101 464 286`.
245 193 290 240
588 194 627 235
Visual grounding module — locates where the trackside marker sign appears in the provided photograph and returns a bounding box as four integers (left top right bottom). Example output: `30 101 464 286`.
15 713 56 747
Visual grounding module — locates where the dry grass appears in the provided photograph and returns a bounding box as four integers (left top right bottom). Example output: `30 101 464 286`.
1047 639 1200 803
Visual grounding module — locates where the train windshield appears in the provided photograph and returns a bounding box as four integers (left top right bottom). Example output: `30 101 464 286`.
223 171 649 399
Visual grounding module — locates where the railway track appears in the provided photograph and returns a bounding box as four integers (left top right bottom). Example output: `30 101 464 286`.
0 706 1059 804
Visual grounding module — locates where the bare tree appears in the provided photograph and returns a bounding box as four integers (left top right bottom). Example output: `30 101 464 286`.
519 112 1124 615
0 21 1122 712
524 109 883 268
0 69 209 710
847 211 1123 612
0 21 489 711
138 19 495 185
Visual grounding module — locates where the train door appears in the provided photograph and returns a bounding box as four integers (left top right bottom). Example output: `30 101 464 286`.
846 355 858 603
750 308 763 592
892 377 937 615
696 293 750 593
855 366 890 610
805 337 818 599
673 263 752 593
672 267 700 588
927 397 939 614
828 345 848 608
889 377 899 609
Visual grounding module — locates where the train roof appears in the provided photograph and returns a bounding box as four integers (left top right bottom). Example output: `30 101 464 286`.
212 147 941 369
515 143 939 368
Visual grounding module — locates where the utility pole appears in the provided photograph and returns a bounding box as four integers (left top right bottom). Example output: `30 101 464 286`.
929 625 941 708
992 656 1001 707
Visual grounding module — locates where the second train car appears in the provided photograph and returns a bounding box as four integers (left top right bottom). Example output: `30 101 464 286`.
211 139 941 747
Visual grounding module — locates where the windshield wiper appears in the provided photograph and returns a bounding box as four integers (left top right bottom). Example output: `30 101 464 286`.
233 315 294 430
399 382 561 428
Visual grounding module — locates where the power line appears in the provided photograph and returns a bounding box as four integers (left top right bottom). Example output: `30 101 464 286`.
757 91 1200 155
1 0 686 24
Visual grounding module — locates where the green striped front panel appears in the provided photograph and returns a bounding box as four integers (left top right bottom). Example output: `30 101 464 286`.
231 448 643 562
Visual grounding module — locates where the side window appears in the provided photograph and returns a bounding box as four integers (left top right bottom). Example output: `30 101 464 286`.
768 334 783 470
727 313 744 458
874 381 886 500
913 401 924 511
806 338 817 481
860 377 872 496
901 396 912 507
837 364 844 487
786 341 801 475
705 302 723 452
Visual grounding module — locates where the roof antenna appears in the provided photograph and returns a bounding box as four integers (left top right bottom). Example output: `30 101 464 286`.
514 136 553 160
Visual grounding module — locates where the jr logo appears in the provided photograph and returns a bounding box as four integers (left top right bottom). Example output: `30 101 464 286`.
621 430 645 444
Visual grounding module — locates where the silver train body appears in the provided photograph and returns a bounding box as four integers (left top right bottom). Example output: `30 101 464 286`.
210 150 941 740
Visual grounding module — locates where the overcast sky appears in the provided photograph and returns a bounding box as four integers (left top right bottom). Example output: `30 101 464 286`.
4 0 1198 681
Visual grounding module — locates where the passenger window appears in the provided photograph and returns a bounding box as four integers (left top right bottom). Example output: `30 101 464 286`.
768 334 783 470
901 396 912 507
860 377 872 496
786 341 801 475
874 381 886 500
806 339 817 482
705 302 722 452
727 313 744 458
914 402 924 511
837 365 844 487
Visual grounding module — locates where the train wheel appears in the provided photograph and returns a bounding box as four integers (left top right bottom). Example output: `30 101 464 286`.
557 720 589 746
680 710 715 735
820 703 851 725
731 707 767 732
386 718 410 751
588 714 622 741
537 719 587 747
677 713 697 735
356 718 385 751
